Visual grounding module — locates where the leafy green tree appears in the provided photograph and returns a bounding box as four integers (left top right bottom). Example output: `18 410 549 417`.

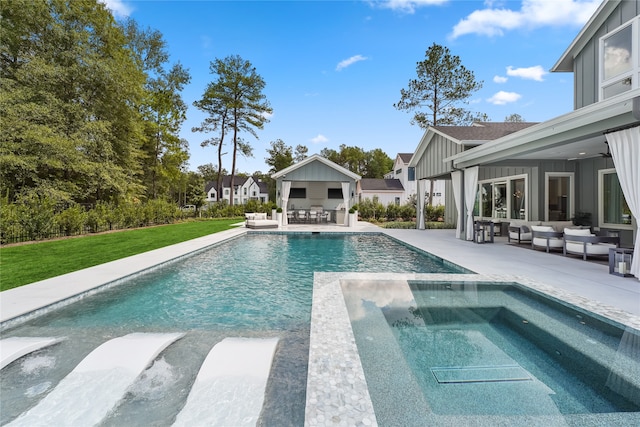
0 0 147 203
197 163 227 183
319 145 391 178
394 43 483 127
505 113 525 122
294 145 308 163
364 149 393 179
265 139 294 173
123 20 191 200
194 55 272 206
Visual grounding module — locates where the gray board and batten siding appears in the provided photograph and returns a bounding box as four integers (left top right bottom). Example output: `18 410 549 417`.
572 0 640 109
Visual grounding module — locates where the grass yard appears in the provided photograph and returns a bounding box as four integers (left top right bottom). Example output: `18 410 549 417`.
0 218 242 291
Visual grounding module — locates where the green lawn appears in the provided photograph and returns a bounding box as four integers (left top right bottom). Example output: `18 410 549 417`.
0 218 242 291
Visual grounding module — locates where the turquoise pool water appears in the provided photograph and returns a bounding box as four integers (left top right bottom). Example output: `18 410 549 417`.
342 280 640 426
1 233 466 426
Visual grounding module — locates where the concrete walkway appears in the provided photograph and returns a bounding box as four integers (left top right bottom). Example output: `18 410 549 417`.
383 228 640 316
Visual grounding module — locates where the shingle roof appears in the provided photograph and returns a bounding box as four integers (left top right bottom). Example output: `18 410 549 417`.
398 153 413 163
360 178 404 191
204 176 248 192
432 122 538 142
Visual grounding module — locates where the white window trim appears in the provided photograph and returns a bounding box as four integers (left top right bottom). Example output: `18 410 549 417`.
598 168 633 230
477 174 528 221
544 172 574 222
599 16 640 100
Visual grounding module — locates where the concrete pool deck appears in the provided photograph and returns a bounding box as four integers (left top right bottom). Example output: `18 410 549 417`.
1 223 639 426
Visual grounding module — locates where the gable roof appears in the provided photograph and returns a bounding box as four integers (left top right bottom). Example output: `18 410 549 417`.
397 153 413 163
271 154 361 180
359 178 404 192
204 175 249 193
409 122 538 167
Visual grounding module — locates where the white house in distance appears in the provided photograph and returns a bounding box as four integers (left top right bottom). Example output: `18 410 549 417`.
385 152 445 206
205 175 269 205
356 178 405 206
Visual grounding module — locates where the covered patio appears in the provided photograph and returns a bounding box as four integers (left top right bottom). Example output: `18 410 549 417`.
272 154 361 226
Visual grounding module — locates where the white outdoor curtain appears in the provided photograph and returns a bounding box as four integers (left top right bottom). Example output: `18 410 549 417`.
451 170 463 239
606 126 640 280
417 180 425 230
281 181 291 226
464 166 479 241
341 182 350 225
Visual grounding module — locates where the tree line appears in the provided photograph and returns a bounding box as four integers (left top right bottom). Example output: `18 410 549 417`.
1 0 524 219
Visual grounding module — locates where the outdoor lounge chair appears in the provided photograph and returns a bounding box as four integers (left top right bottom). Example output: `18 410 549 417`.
563 228 619 260
531 225 564 253
308 210 318 223
508 221 533 244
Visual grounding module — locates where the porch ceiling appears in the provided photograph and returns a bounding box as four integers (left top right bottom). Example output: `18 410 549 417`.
447 90 640 168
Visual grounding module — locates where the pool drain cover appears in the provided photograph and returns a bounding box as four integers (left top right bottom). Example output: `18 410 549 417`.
431 365 532 384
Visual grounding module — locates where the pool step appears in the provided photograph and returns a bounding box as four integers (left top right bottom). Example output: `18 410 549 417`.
0 337 64 369
173 337 279 427
431 364 533 384
7 332 184 427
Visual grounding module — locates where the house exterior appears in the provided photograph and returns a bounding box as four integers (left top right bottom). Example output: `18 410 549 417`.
409 122 538 225
413 0 639 277
386 152 445 207
205 175 269 205
271 154 361 225
357 178 405 206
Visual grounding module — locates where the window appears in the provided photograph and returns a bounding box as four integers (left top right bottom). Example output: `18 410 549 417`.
599 169 632 229
600 17 639 100
224 189 229 195
545 173 574 222
252 191 256 197
243 188 247 195
477 175 527 220
396 169 402 176
327 188 343 199
395 197 400 205
289 188 306 198
408 167 415 181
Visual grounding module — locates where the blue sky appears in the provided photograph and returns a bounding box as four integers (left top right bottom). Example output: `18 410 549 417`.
103 0 602 174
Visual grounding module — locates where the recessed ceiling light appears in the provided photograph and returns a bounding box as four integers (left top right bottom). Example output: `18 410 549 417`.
579 152 586 155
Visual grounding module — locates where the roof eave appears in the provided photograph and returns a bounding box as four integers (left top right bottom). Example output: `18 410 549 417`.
551 0 617 72
445 90 639 167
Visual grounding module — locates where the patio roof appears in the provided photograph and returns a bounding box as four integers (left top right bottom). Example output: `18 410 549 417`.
445 89 640 168
271 154 361 181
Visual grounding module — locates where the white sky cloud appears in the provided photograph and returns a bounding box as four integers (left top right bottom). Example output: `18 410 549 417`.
336 55 369 71
487 91 522 105
310 134 329 144
493 75 508 83
506 65 547 81
451 0 601 39
99 0 133 18
375 0 448 14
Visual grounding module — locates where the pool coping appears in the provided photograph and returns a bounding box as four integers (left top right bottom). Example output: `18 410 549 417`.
305 272 640 427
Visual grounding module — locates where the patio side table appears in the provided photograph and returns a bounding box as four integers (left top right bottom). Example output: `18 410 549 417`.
473 220 494 244
609 248 634 277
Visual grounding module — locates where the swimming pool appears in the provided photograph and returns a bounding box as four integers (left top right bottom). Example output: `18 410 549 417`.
340 278 640 426
0 233 467 425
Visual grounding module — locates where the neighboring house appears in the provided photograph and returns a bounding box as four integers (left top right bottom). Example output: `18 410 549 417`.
205 175 269 205
357 178 405 206
272 154 361 225
385 152 445 206
412 0 639 276
409 122 538 224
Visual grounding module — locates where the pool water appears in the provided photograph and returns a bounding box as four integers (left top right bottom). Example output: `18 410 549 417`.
0 233 465 426
342 280 640 426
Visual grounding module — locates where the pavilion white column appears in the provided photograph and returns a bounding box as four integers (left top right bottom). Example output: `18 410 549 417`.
281 181 291 226
416 180 425 230
451 170 463 239
464 166 479 241
606 126 640 280
341 182 350 225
